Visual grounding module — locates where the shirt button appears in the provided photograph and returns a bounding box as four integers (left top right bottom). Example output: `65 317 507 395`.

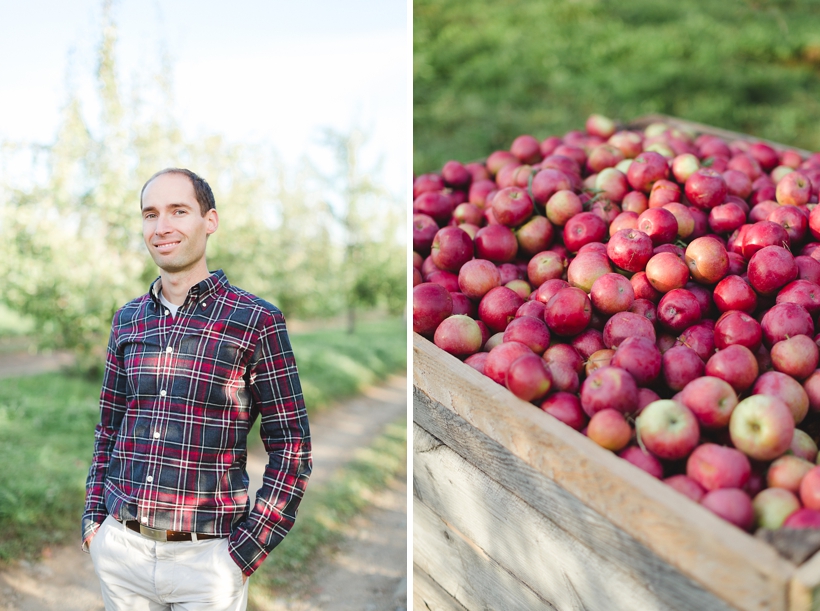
154 431 161 439
141 517 148 524
160 389 167 397
166 346 173 354
201 302 207 309
146 476 154 483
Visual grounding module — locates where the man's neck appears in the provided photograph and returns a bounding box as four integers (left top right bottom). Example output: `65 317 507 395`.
158 265 211 305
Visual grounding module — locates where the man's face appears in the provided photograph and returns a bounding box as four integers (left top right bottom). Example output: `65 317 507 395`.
141 173 218 274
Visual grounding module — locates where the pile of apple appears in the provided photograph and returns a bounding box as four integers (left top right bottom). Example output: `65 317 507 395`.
413 114 820 534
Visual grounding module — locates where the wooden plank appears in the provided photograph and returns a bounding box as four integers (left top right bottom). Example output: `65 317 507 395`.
627 113 815 156
413 564 470 611
415 423 699 611
414 396 737 611
414 332 795 611
414 496 558 610
791 552 820 611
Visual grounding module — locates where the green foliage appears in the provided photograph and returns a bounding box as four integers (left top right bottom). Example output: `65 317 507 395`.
291 318 407 413
0 373 102 560
0 2 405 369
248 418 406 603
414 0 820 173
0 320 405 563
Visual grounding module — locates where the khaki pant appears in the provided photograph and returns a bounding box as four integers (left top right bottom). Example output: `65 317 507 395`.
89 515 249 611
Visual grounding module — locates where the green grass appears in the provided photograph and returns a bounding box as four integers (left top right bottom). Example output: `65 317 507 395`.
291 317 407 414
0 318 406 562
415 0 820 174
247 419 407 607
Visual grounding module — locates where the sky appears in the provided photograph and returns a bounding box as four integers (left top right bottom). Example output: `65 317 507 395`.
0 0 408 197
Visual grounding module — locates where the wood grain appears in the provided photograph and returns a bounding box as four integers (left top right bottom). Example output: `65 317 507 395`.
414 332 795 611
415 398 738 611
415 422 718 611
414 496 558 610
414 564 470 611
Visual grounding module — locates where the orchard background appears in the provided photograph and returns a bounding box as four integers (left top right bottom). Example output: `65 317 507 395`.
414 0 820 174
0 3 408 604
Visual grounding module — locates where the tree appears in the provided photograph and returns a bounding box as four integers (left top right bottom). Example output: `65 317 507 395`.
321 128 406 333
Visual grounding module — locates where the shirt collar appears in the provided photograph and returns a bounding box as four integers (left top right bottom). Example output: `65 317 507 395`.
149 270 229 310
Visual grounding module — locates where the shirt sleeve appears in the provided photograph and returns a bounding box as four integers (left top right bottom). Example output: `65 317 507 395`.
227 309 312 576
81 314 128 544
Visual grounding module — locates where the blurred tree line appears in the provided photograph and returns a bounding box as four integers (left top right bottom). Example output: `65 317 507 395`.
0 1 405 372
414 0 820 173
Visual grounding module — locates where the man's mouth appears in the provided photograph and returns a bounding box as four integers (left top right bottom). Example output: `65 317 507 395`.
154 241 180 254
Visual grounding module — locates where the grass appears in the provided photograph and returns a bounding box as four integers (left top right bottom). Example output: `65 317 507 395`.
415 0 820 174
247 418 407 608
0 317 406 562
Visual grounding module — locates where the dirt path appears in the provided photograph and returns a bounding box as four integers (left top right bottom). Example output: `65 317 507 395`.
0 373 408 611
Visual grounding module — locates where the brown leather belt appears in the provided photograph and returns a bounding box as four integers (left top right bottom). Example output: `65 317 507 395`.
123 520 221 543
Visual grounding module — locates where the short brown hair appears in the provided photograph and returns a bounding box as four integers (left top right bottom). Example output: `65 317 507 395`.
140 168 216 216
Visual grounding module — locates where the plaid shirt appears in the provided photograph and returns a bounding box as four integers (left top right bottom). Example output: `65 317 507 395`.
82 270 311 576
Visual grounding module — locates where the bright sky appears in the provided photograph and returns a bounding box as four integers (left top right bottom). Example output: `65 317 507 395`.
0 0 408 197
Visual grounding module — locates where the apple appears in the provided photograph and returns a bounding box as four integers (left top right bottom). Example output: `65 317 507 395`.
770 334 820 381
474 224 518 263
684 236 729 284
413 283 453 336
458 259 501 300
661 345 706 392
503 315 551 355
747 245 798 296
580 366 639 416
627 151 669 192
712 275 757 314
506 353 553 402
767 455 814 493
687 443 751 491
753 488 802 530
511 134 542 164
491 186 534 227
635 400 700 460
587 408 633 451
539 392 586 431
701 489 754 531
657 289 701 333
775 279 820 317
678 376 738 428
760 302 814 347
637 207 679 246
590 273 635 315
729 394 795 461
645 252 690 293
610 336 662 386
563 212 608 253
776 171 811 206
566 251 612 293
484 341 533 386
478 286 525 333
603 311 657 349
618 445 664 478
685 168 728 210
705 344 759 393
801 466 820 511
531 169 573 206
783 508 820 529
606 228 654 273
752 370 809 424
516 216 555 257
713 310 762 352
664 474 706 502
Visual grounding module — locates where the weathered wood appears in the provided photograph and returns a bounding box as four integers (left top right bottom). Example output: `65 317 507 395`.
413 564 470 611
414 395 737 611
414 496 558 610
628 113 815 156
415 422 710 611
790 551 820 611
414 332 795 611
756 529 820 565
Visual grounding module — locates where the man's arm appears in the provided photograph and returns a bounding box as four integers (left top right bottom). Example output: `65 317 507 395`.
81 316 128 549
228 308 312 576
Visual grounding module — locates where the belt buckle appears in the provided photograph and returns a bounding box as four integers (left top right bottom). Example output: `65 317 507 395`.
139 524 168 542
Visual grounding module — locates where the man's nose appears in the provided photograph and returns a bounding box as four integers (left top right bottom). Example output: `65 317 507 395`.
155 213 173 235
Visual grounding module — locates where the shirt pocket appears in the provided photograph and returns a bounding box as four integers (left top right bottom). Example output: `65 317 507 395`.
177 333 252 410
122 339 164 398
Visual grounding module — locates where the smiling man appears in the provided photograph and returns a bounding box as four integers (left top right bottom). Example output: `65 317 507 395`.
82 168 312 611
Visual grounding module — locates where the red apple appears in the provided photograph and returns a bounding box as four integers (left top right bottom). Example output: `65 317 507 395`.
662 345 705 392
771 334 819 381
705 344 759 393
503 315 551 355
645 252 690 293
701 488 754 531
587 408 633 451
747 245 798 296
484 341 533 386
776 171 811 206
413 283 454 336
506 353 553 402
618 445 664 478
474 224 518 263
684 236 729 285
685 168 728 210
540 392 586 431
713 275 757 314
635 399 699 460
767 455 814 494
752 370 809 424
458 259 501 300
687 443 751 491
753 488 802 530
544 287 592 337
433 315 483 357
603 311 657 349
478 286 525 333
580 366 639 416
657 289 701 333
678 376 738 428
729 394 795 461
590 273 635 315
664 474 706 502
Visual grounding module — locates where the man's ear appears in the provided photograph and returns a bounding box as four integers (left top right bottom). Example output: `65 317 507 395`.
206 209 219 236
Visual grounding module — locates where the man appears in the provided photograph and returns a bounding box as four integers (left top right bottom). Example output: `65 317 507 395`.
82 168 312 611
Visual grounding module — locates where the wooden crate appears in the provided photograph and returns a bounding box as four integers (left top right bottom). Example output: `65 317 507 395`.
413 115 820 610
414 333 820 611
